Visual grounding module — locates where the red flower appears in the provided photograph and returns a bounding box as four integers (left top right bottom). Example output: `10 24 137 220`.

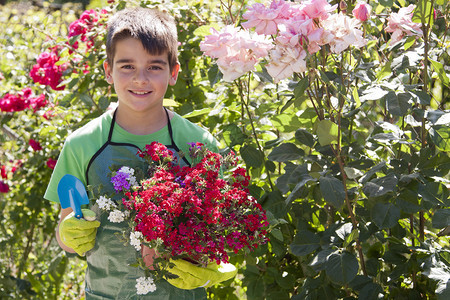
46 158 57 169
29 139 42 151
1 165 7 179
0 181 9 193
118 142 268 266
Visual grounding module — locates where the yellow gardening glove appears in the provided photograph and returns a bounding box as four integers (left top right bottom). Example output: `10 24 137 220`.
167 259 237 290
59 209 100 256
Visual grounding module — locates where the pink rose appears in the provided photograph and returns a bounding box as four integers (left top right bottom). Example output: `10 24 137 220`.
352 2 371 22
385 5 423 45
29 139 42 151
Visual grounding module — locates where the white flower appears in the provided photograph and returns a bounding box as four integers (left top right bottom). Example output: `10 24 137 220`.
108 209 126 223
136 276 156 295
130 231 143 251
119 166 135 175
118 166 138 187
96 196 117 211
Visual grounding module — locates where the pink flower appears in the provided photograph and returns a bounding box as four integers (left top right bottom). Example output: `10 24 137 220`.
0 87 36 112
321 13 366 54
29 139 42 151
242 0 293 35
352 2 371 22
0 72 4 81
385 5 423 45
0 181 9 193
299 0 337 21
265 44 307 83
46 158 57 169
201 26 272 82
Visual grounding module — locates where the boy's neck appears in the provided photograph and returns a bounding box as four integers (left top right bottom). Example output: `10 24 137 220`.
114 106 173 135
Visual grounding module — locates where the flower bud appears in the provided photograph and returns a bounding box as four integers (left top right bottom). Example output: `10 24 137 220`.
339 1 347 12
352 2 371 22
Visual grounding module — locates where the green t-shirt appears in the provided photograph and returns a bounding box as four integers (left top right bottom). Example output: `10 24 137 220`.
44 109 219 203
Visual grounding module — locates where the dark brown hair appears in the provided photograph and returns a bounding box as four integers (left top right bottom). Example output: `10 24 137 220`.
106 7 178 69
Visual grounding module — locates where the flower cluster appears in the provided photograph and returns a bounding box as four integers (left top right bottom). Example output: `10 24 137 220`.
0 87 47 112
68 9 108 51
201 0 370 82
95 142 268 294
29 47 67 91
385 4 423 46
200 25 273 82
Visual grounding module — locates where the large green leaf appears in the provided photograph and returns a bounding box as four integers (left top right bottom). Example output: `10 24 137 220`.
267 143 304 162
319 176 345 208
316 119 339 146
290 230 321 256
363 173 398 197
432 209 450 229
371 203 401 229
222 124 246 147
430 59 450 87
325 251 359 285
429 126 450 151
295 128 314 147
386 91 411 116
240 145 264 168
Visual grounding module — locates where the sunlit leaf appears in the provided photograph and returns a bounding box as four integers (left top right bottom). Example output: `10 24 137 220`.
316 119 339 146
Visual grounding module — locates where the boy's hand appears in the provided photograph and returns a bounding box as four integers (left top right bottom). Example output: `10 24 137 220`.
58 209 100 256
167 259 237 290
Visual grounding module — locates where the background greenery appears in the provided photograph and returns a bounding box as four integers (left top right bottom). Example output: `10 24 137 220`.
0 0 449 299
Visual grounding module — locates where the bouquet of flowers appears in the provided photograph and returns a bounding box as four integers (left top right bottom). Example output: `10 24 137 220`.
94 142 268 294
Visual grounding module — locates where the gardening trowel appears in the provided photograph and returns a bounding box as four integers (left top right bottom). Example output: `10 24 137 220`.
57 174 90 219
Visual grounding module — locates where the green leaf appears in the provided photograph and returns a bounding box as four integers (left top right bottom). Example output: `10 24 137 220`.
352 86 361 108
319 176 345 208
316 119 339 146
79 93 94 107
222 124 246 147
325 251 359 285
360 86 389 102
430 60 449 87
207 64 222 87
412 0 434 26
379 0 394 7
419 182 449 207
432 209 450 229
358 282 384 300
377 62 392 81
295 129 314 147
193 24 220 37
429 126 450 151
371 203 401 229
268 143 304 162
294 77 309 100
363 173 398 197
290 230 320 256
240 145 264 168
182 108 210 118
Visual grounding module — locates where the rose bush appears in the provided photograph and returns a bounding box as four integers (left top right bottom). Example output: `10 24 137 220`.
0 0 449 299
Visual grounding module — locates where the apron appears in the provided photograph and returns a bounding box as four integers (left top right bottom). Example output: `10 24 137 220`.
84 108 206 300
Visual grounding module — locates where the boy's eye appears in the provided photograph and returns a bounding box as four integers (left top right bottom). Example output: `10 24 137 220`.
149 66 163 70
121 65 134 69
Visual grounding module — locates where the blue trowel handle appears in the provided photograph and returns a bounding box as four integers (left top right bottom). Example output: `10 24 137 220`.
69 189 84 219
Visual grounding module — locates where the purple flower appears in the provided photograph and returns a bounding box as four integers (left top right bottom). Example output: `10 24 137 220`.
111 171 131 192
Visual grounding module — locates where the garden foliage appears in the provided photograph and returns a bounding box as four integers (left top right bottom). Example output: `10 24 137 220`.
0 0 449 299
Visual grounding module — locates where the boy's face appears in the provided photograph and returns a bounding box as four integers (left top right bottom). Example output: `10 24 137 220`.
103 37 179 116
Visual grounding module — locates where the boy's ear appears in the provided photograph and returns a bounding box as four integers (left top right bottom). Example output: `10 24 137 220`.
169 63 180 86
103 61 113 84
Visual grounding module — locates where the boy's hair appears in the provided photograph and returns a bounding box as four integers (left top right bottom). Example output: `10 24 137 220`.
106 7 178 69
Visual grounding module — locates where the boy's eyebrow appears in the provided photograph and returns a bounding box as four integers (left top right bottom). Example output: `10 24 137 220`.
115 58 168 65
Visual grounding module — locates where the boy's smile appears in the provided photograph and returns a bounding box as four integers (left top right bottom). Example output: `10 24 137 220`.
103 37 179 127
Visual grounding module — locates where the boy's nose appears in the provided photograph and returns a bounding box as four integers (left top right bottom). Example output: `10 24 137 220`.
133 70 149 84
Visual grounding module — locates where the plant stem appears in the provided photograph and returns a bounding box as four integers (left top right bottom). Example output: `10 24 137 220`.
238 77 275 191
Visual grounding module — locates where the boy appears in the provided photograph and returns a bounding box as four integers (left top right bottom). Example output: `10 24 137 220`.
45 7 235 299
